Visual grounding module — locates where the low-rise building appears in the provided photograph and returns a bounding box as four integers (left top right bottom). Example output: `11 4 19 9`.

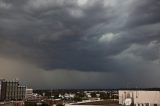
119 90 160 106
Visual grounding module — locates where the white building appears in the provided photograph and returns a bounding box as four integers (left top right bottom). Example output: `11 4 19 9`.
59 93 75 99
25 88 33 99
119 90 160 106
85 93 91 98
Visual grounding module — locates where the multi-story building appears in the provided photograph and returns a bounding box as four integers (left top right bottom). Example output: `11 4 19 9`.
119 90 160 106
17 86 26 100
25 88 33 100
0 79 26 101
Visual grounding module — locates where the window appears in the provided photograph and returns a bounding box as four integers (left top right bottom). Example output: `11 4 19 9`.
146 103 149 106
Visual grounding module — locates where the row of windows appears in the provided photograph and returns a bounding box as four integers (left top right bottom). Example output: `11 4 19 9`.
6 88 26 92
6 87 26 89
136 103 158 106
6 93 25 95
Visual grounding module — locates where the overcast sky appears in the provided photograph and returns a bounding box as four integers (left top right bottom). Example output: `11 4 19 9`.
0 0 160 89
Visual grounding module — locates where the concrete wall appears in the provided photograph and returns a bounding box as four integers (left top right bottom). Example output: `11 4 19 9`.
25 88 33 99
119 90 160 106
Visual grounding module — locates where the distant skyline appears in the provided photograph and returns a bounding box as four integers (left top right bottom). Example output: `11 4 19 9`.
0 0 160 89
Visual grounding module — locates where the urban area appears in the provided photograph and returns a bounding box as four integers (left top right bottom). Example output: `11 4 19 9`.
0 79 160 106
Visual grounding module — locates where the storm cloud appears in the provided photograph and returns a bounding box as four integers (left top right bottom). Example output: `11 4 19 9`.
0 0 160 88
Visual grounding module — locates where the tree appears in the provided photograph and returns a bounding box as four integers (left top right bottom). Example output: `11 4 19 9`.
76 92 85 98
73 96 82 102
91 92 97 98
56 103 65 106
99 92 109 100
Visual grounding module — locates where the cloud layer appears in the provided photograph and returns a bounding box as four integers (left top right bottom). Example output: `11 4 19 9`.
0 0 160 88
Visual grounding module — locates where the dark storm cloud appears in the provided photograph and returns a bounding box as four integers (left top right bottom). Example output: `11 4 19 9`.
0 0 160 73
126 0 160 28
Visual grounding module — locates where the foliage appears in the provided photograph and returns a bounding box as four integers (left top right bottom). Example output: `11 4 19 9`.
56 103 65 106
99 92 109 99
75 92 85 97
73 96 82 102
91 92 97 98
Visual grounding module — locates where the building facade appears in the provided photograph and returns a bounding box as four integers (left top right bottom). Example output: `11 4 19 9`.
119 90 160 106
0 79 26 101
25 88 33 100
